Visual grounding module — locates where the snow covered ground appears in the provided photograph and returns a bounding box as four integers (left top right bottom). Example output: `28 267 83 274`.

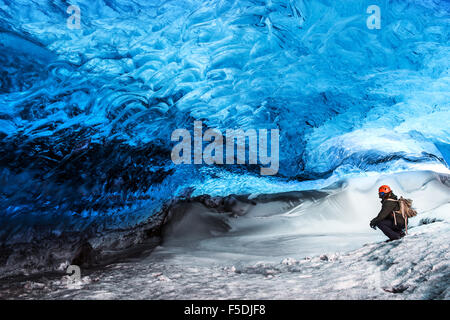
1 170 448 299
2 219 448 299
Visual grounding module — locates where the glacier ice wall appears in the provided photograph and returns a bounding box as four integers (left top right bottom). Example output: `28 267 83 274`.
0 0 449 237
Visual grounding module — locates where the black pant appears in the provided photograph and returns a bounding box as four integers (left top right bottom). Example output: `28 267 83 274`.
376 219 404 241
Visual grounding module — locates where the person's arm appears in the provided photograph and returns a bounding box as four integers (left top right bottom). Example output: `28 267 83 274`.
370 200 397 226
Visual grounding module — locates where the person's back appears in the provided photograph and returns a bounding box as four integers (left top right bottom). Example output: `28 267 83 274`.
370 185 406 241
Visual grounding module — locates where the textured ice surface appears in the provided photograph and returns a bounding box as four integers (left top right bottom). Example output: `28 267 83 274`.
3 210 449 300
1 0 450 236
1 170 448 299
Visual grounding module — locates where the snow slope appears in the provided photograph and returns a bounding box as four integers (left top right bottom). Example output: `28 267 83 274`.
1 170 448 299
1 214 448 299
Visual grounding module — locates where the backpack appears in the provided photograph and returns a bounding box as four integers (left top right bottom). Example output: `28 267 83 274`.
386 197 418 234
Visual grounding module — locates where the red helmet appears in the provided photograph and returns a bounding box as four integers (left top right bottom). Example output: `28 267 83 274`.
378 185 391 193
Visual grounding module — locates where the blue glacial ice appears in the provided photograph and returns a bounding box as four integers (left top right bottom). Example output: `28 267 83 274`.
0 0 449 237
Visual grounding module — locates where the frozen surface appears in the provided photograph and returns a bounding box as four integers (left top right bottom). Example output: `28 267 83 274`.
0 0 449 299
0 0 449 237
1 170 448 299
31 221 446 300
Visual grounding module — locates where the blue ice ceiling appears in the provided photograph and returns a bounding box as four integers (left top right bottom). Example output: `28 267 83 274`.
0 0 449 234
